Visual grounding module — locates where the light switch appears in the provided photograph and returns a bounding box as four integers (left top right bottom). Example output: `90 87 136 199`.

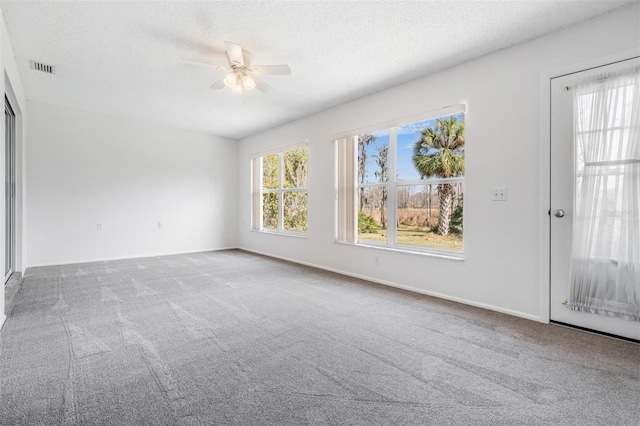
492 187 507 201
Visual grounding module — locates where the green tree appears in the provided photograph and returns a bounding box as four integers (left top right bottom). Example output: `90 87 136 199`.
357 134 376 211
283 148 308 188
262 153 280 229
283 148 308 231
262 193 278 229
281 148 308 232
358 211 379 233
262 153 279 189
374 144 389 229
412 116 465 236
450 195 463 235
283 191 307 232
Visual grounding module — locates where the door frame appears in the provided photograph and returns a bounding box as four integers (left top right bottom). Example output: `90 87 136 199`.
4 95 14 282
538 48 640 324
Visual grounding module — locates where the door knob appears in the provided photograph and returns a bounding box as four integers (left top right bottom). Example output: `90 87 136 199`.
554 209 566 218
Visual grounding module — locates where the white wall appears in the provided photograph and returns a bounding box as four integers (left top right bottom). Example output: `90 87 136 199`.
1 8 26 328
238 5 640 321
26 101 238 266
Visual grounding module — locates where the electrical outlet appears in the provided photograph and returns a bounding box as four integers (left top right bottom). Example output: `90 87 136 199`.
96 223 102 231
374 256 380 265
492 187 507 201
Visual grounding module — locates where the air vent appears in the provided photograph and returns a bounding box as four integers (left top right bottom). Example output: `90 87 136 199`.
30 60 55 74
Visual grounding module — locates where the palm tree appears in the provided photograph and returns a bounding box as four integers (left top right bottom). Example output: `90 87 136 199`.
412 116 464 236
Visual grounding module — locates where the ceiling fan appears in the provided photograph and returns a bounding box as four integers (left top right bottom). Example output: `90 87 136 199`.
183 41 291 94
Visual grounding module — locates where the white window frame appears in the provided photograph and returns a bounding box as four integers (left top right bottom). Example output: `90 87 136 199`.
252 143 308 236
335 105 465 258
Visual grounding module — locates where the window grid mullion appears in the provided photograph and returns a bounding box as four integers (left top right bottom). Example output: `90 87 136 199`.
398 177 464 186
358 182 388 188
388 127 397 246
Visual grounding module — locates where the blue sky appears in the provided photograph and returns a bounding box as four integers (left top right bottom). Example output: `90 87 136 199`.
361 113 463 183
362 130 389 183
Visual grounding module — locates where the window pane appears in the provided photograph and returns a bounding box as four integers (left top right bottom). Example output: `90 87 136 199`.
262 154 279 190
577 83 635 129
397 120 432 181
283 191 308 232
283 148 308 188
396 184 463 251
358 130 389 184
358 186 388 244
262 192 278 230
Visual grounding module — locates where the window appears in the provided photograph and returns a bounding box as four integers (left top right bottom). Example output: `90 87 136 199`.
336 105 465 255
252 146 308 234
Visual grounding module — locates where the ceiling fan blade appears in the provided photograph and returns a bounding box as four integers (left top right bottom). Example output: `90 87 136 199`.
182 59 227 71
224 41 244 66
242 49 254 68
250 64 292 75
210 79 225 90
252 76 272 93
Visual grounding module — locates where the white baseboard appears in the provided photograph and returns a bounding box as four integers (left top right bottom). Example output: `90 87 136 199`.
239 246 542 323
26 246 239 269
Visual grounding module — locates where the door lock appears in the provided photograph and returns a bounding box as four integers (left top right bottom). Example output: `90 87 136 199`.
554 209 566 218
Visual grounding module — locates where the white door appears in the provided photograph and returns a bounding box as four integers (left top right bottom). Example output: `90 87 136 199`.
550 57 640 341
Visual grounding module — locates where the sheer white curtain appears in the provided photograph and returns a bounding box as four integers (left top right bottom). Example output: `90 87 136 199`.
569 67 640 321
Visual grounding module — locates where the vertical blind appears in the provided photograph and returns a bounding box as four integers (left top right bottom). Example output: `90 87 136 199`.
251 157 261 231
335 137 357 243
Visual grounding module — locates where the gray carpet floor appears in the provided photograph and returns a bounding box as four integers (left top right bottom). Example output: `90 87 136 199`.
0 249 638 425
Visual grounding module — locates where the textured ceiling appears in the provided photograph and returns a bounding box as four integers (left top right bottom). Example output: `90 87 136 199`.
0 0 636 139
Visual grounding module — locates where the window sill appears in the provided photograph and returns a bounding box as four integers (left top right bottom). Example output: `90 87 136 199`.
252 229 308 239
334 240 464 261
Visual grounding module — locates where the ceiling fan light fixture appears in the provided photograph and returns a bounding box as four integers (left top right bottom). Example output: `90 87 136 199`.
223 72 238 88
191 41 290 94
230 83 244 94
242 74 256 91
